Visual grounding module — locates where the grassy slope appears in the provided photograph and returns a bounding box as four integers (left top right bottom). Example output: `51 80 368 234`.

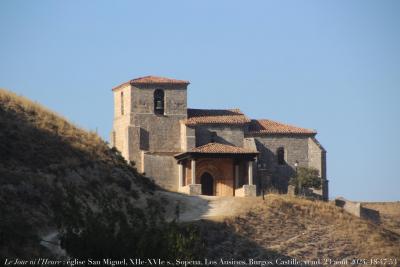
0 89 156 257
197 195 400 262
363 202 400 235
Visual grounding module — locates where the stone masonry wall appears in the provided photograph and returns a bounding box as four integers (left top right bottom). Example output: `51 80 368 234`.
112 84 132 160
308 137 326 178
254 135 310 168
308 137 328 200
126 126 142 168
143 153 178 191
180 124 195 151
335 198 380 223
130 85 187 115
254 135 309 192
195 125 244 147
130 85 187 153
132 114 186 152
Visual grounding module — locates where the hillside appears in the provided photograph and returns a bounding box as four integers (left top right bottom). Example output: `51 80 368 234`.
0 89 161 257
194 195 400 264
363 202 400 235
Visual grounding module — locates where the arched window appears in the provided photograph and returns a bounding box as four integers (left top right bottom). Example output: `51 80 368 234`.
277 147 285 165
154 89 164 115
120 91 124 115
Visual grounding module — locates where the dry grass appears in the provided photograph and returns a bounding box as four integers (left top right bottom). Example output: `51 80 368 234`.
198 194 400 262
0 88 104 156
363 202 400 235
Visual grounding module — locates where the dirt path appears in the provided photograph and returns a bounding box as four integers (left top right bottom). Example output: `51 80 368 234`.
157 191 261 222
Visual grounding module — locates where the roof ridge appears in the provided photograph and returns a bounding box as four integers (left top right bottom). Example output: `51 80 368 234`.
196 142 241 148
259 118 312 127
130 75 154 81
189 142 258 154
188 107 243 111
248 118 316 135
112 75 189 91
185 108 250 126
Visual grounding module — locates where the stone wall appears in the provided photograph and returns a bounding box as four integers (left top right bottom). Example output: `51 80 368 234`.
143 153 178 191
308 137 328 200
180 123 196 151
113 84 131 120
183 160 192 186
179 184 201 195
195 125 244 147
235 185 257 197
111 84 132 159
130 85 187 115
308 137 326 178
252 135 328 200
253 135 309 192
335 197 380 223
129 84 188 153
126 125 141 167
131 114 186 152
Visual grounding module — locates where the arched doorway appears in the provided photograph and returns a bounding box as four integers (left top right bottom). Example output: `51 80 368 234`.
201 172 214 196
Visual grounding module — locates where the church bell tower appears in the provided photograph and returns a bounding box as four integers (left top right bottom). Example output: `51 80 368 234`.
111 75 189 171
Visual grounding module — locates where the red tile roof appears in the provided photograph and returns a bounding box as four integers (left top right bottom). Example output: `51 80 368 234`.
248 119 316 135
184 108 251 126
185 142 258 155
112 75 189 91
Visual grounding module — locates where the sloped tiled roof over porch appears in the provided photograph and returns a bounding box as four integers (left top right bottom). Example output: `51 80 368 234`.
175 142 258 161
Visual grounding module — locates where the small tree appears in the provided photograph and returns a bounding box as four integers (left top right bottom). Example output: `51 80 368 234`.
290 167 321 191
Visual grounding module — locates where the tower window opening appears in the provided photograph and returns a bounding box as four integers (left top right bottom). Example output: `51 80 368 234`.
154 89 165 115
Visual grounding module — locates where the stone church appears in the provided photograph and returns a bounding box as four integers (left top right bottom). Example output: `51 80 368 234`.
110 76 328 200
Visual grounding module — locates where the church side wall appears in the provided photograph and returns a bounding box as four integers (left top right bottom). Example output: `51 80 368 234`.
143 154 178 191
195 125 244 147
253 135 309 192
254 135 310 171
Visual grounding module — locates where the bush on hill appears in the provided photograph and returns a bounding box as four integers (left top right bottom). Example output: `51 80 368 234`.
289 167 321 191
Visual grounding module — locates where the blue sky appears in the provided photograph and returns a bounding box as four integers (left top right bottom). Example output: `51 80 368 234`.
1 0 399 201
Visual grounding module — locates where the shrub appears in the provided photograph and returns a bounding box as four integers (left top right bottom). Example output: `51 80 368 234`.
290 167 321 190
58 186 204 259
